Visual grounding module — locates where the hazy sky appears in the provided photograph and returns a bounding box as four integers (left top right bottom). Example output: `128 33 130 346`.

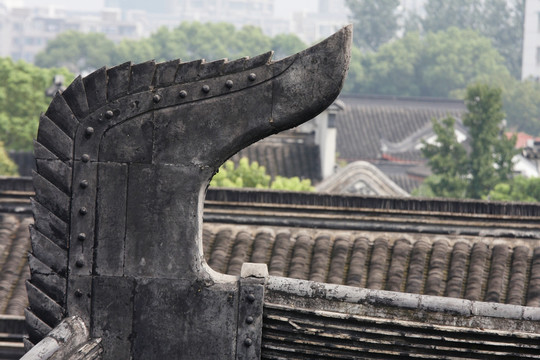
20 0 318 18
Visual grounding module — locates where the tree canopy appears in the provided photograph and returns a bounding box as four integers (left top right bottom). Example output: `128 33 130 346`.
487 176 540 202
345 0 401 51
0 57 73 151
34 22 307 73
0 142 18 176
418 84 517 199
210 157 314 191
420 0 524 79
347 28 510 98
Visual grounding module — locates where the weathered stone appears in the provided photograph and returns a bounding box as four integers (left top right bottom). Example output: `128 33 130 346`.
99 113 153 163
32 171 70 222
27 26 353 358
95 163 128 276
36 114 73 162
124 163 212 278
83 67 108 112
132 279 238 359
106 62 131 101
154 59 181 87
62 76 90 119
91 277 134 360
35 159 72 194
29 226 67 274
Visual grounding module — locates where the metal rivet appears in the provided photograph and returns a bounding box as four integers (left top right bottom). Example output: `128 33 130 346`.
78 233 86 241
85 127 94 136
248 73 256 81
81 154 90 162
153 94 161 103
75 289 83 298
79 207 88 215
179 90 187 98
202 85 210 93
225 80 234 89
105 110 114 119
75 259 84 268
244 338 252 347
80 180 89 188
246 316 254 324
247 293 255 303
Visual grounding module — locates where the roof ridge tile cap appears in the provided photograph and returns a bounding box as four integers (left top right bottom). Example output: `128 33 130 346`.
266 276 540 321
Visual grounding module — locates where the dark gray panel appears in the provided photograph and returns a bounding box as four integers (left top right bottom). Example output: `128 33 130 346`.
92 276 134 360
124 163 210 278
95 162 128 276
99 113 154 163
132 279 237 359
152 81 273 167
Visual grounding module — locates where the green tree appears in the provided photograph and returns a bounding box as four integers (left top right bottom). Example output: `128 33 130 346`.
0 141 18 176
359 32 423 96
0 57 72 150
487 176 540 202
351 28 510 98
211 158 270 189
210 157 314 191
419 28 509 97
36 22 306 72
464 84 517 198
34 31 116 73
342 47 364 94
420 84 517 199
422 0 482 33
419 117 468 198
270 176 314 192
345 0 401 51
421 0 524 79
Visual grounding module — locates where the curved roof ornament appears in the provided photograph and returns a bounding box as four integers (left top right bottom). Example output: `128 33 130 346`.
25 26 352 358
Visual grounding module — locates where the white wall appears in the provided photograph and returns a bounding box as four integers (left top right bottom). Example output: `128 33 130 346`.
522 0 540 79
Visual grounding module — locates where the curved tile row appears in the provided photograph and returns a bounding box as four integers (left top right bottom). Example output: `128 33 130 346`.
0 214 31 316
203 225 540 306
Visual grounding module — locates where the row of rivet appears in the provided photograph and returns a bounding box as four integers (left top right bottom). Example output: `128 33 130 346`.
75 109 100 299
244 292 256 347
175 73 256 99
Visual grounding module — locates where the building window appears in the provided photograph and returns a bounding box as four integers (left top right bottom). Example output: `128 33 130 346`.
536 47 540 66
538 12 540 32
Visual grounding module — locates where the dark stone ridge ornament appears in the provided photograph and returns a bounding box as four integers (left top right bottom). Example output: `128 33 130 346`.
25 26 352 359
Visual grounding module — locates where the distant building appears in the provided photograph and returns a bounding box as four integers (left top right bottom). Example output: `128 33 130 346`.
0 2 144 62
523 0 540 79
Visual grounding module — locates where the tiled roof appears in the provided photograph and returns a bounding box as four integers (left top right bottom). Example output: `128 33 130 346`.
203 224 540 306
231 133 321 182
337 94 466 162
0 214 31 316
316 161 409 196
3 180 540 325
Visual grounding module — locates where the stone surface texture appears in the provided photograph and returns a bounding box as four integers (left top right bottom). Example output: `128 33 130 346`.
26 26 352 359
